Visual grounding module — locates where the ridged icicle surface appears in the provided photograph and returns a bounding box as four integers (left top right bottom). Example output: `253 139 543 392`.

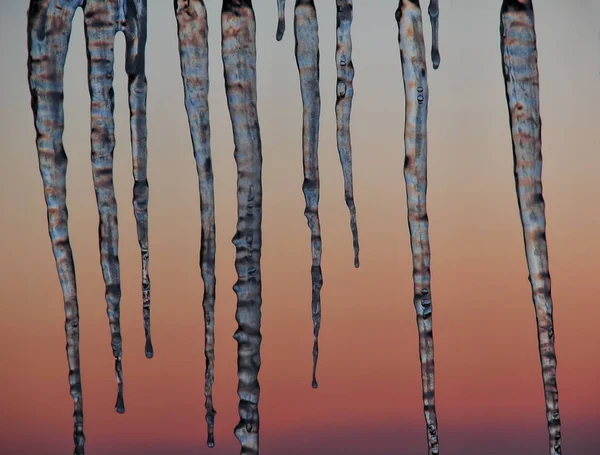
27 1 151 452
396 1 439 454
174 0 218 447
221 1 263 453
500 1 562 454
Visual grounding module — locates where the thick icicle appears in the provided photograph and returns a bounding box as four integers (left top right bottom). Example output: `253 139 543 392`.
276 0 286 40
396 1 439 454
174 0 218 447
428 0 440 69
500 2 562 454
335 0 360 268
221 1 263 453
294 0 323 390
27 2 86 452
124 0 153 360
84 0 126 414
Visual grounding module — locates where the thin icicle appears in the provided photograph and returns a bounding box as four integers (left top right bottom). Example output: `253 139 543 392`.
396 1 439 454
428 0 440 69
294 0 323 389
83 0 125 414
27 2 86 452
174 0 218 447
500 2 562 454
221 1 263 453
276 0 286 41
335 0 360 268
124 0 153 360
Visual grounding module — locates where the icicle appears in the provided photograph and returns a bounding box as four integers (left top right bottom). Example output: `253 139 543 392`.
27 2 86 452
221 1 263 453
335 0 360 268
396 1 439 454
428 0 440 69
84 0 126 414
500 2 562 454
294 0 323 389
174 0 218 447
276 0 286 41
124 0 153 360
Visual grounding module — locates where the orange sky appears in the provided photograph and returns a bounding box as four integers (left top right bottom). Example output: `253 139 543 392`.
0 1 599 454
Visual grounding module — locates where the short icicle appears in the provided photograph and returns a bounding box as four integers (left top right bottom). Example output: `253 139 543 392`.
221 1 263 453
335 0 360 268
84 0 126 414
123 0 154 360
396 1 439 454
428 0 440 69
27 1 86 452
294 0 324 389
174 0 218 447
276 0 286 41
500 1 562 454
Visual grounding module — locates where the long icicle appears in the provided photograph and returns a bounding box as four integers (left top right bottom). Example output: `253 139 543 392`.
294 0 323 390
174 0 218 447
83 0 125 414
428 0 440 69
335 0 360 268
500 2 562 454
396 1 439 454
222 1 263 453
27 1 86 452
276 0 286 41
124 0 153 360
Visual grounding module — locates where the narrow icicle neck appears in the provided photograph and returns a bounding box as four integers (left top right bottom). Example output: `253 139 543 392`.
428 0 440 69
174 0 218 447
500 1 562 454
294 0 324 389
335 0 360 268
222 0 264 452
276 0 286 40
397 1 440 454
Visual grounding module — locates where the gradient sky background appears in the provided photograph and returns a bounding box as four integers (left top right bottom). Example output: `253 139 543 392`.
1 0 599 454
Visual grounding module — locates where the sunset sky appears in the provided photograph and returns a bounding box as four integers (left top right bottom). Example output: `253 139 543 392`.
0 1 599 454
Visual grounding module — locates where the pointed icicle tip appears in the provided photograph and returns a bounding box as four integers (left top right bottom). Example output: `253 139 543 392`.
276 0 286 40
145 341 154 359
428 0 440 69
115 394 125 414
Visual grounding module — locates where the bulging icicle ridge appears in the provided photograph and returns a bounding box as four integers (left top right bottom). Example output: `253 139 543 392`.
174 0 218 447
294 0 324 389
221 0 263 453
335 0 360 268
396 1 439 454
500 2 562 454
